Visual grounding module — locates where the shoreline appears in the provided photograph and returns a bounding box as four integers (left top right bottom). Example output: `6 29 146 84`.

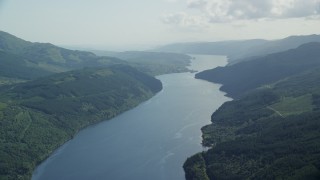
31 89 161 180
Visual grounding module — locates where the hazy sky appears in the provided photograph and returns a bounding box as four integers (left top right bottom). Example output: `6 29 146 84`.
0 0 319 50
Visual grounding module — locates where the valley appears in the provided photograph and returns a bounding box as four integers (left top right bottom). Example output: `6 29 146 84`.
31 55 229 180
1 30 320 180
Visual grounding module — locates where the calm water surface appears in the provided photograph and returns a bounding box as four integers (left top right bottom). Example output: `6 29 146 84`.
32 55 230 180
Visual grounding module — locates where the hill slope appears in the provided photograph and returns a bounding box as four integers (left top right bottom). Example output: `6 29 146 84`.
0 51 52 82
0 31 123 83
0 65 162 180
185 66 320 180
196 42 320 98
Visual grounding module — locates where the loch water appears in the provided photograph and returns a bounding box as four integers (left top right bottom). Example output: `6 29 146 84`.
32 55 230 180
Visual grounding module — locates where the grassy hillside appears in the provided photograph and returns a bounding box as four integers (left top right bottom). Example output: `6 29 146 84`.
184 52 320 179
0 31 123 70
0 31 124 84
20 43 122 70
92 50 192 76
0 31 33 54
0 65 162 180
196 42 320 98
0 51 52 82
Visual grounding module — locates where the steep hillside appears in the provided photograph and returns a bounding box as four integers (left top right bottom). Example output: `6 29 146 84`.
0 31 33 53
0 65 162 180
185 67 320 180
0 31 124 83
20 43 122 70
196 42 320 98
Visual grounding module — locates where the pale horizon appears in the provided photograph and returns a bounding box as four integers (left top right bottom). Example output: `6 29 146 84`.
1 0 319 51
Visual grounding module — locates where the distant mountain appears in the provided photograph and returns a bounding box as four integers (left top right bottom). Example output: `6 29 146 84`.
155 39 268 61
231 34 320 64
156 34 320 64
0 65 162 180
92 50 192 76
196 42 320 98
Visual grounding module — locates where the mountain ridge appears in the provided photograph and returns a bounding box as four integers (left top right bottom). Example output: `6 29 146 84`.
0 30 192 80
156 34 320 64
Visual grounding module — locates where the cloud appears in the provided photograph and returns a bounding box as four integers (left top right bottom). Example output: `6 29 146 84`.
161 0 320 31
187 0 207 8
187 0 320 22
165 0 180 3
161 12 209 30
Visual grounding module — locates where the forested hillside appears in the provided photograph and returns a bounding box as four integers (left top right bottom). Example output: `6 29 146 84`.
0 31 191 84
0 65 162 180
0 31 170 180
196 42 320 98
184 44 320 179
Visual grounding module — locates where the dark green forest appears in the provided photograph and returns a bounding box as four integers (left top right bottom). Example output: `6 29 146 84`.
185 44 320 179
